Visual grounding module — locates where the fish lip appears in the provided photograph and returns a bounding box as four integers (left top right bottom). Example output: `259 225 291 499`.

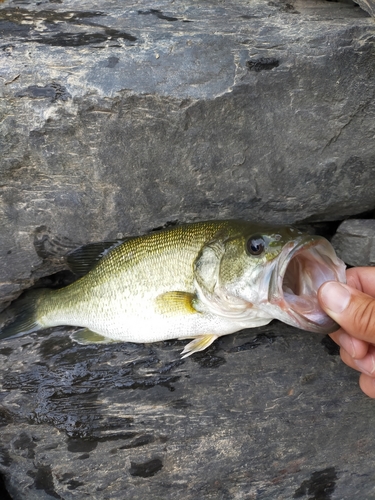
268 236 346 333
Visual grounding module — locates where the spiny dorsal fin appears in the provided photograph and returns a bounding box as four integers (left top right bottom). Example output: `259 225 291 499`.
66 239 131 277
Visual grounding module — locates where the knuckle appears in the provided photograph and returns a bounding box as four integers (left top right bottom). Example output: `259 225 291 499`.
352 298 375 338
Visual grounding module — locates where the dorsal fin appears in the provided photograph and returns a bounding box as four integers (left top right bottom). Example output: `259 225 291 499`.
66 239 130 277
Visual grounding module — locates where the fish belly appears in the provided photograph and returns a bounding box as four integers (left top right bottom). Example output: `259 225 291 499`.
41 287 270 343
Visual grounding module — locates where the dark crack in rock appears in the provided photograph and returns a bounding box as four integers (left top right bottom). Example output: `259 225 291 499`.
0 473 12 500
129 457 163 478
230 331 276 352
137 9 180 22
27 465 62 499
16 82 71 102
247 57 280 72
321 335 340 356
293 467 338 500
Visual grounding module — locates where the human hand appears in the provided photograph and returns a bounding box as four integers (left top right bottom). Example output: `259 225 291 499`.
318 267 375 398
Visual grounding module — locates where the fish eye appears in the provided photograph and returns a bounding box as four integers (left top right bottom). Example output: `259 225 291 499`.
246 235 265 256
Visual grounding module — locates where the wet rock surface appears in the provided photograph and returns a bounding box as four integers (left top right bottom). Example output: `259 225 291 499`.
1 0 375 308
1 323 375 499
332 219 375 266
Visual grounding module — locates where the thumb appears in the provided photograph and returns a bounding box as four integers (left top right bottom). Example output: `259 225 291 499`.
318 281 375 342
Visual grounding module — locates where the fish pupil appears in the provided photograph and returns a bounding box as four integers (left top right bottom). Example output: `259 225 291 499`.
246 235 265 256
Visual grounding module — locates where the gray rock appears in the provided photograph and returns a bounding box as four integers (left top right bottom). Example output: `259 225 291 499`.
1 323 375 499
355 0 375 16
332 219 375 266
1 0 375 308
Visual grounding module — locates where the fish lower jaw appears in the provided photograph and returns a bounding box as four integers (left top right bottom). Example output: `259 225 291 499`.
266 295 337 333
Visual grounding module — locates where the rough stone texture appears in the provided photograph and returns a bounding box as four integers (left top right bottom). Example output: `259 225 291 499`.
355 0 375 16
1 323 375 500
1 0 375 308
332 219 375 266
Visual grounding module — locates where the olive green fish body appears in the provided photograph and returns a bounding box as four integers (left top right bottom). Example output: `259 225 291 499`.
32 221 256 344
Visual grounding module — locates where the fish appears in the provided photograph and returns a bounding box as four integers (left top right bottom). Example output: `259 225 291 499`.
0 220 346 357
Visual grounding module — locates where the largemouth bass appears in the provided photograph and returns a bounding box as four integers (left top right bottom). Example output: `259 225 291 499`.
0 220 346 357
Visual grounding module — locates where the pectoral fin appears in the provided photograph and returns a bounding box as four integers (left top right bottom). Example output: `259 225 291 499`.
70 329 119 345
180 334 218 358
154 291 199 317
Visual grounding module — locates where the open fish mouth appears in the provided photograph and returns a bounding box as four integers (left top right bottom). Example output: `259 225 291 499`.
272 238 346 332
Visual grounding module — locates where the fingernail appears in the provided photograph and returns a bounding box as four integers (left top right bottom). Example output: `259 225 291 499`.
354 356 375 376
320 282 351 314
338 333 356 358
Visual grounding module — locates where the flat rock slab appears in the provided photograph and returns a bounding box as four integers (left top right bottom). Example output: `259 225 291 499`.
332 219 375 266
1 0 375 308
0 323 375 499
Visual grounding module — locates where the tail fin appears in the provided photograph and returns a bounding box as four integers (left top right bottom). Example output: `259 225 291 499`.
0 289 47 340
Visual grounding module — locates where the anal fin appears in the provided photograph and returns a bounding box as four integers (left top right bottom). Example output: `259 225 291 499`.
180 334 218 358
70 329 119 345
